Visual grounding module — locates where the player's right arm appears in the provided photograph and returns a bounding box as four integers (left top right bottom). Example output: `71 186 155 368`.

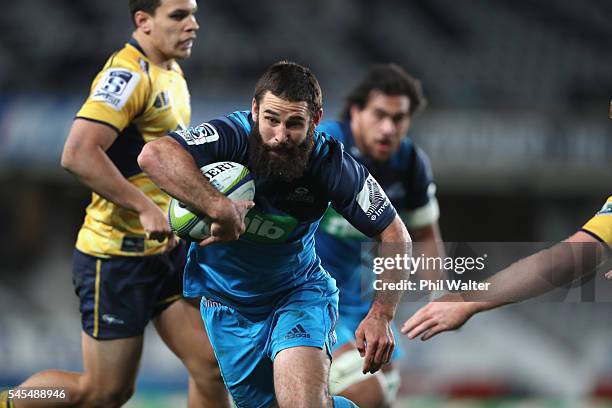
65 55 177 243
61 119 171 242
138 127 254 246
402 199 612 340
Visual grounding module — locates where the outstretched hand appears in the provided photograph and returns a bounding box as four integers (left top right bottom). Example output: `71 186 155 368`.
401 293 477 341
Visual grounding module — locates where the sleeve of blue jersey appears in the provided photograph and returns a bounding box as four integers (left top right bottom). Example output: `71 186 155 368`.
403 145 435 210
320 140 397 237
166 112 249 167
316 121 345 144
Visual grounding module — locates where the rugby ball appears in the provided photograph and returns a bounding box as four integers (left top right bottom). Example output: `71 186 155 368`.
168 161 255 241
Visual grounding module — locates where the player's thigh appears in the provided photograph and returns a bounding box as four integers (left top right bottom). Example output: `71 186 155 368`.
153 297 220 375
268 283 338 362
72 249 171 340
273 346 330 408
331 344 400 408
329 319 384 397
81 331 143 394
270 289 338 406
330 343 385 408
330 314 401 407
201 298 275 408
379 363 401 406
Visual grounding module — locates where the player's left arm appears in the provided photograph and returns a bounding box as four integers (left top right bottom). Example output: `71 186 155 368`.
322 143 412 374
355 215 411 374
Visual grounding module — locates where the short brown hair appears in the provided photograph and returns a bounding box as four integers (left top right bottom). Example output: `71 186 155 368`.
253 61 323 121
129 0 161 26
342 63 427 120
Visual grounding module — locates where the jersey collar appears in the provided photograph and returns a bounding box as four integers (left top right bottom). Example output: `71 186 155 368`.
128 37 147 58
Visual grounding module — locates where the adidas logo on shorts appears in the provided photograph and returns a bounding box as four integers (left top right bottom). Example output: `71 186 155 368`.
285 324 310 339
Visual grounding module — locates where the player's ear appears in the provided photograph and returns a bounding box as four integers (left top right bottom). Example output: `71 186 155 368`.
313 108 323 126
251 98 258 121
349 104 361 119
134 11 153 34
307 109 322 135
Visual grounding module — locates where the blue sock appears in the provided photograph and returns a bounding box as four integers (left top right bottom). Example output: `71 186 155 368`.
332 395 359 408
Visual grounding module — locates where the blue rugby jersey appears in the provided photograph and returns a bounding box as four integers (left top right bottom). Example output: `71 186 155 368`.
315 119 437 316
168 111 397 319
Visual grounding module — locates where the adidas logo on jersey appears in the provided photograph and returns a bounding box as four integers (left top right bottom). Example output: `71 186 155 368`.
285 324 310 339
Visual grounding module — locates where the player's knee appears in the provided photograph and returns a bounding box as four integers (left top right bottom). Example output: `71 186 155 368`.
275 370 328 408
276 389 327 408
80 381 135 408
190 368 223 392
183 353 223 387
93 386 134 408
340 378 385 408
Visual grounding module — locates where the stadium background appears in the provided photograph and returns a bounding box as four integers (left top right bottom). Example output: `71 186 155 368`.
0 0 610 406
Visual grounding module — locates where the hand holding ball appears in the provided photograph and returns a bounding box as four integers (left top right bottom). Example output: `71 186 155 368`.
168 162 255 241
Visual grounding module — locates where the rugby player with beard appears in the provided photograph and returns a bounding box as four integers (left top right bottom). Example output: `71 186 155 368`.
138 60 413 408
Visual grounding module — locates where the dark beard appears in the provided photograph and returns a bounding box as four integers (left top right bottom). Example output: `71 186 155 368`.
248 124 314 182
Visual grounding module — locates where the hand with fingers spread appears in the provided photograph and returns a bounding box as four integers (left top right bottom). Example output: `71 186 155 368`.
199 199 255 247
355 312 395 374
401 293 481 341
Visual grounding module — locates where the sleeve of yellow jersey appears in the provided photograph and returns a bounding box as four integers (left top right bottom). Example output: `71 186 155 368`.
581 196 612 248
76 54 148 132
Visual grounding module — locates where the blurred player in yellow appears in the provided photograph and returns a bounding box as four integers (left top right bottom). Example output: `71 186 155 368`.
402 195 611 340
0 1 229 407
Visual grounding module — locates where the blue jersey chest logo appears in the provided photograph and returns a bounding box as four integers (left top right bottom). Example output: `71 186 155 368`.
242 208 299 243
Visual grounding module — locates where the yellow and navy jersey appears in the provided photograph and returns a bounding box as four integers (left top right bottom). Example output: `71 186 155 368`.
582 195 612 248
75 38 191 257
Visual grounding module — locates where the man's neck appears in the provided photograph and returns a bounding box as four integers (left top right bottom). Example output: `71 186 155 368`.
131 32 173 69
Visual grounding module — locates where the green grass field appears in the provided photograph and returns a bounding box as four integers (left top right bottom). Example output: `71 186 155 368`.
124 393 612 408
